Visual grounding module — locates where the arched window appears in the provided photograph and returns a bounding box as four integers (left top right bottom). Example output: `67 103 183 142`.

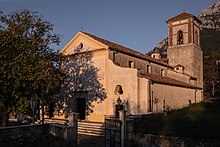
177 30 183 45
115 85 123 95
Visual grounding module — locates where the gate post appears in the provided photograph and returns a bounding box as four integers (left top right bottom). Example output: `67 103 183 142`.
68 112 79 146
119 110 126 147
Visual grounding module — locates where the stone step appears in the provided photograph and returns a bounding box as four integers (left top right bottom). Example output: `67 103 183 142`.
78 121 105 137
78 129 105 136
78 123 104 128
78 125 103 130
78 130 104 136
78 121 104 126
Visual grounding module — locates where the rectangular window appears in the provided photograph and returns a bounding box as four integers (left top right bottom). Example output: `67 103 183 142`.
128 61 135 68
147 65 151 73
161 69 165 76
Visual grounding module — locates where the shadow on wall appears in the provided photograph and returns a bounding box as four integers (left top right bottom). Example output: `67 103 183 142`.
60 48 106 117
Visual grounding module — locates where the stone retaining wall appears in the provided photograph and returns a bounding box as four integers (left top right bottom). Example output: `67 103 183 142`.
0 124 47 139
0 113 78 147
132 133 220 147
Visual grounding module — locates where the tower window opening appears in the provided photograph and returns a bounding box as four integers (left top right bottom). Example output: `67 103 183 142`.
194 30 199 45
177 30 183 45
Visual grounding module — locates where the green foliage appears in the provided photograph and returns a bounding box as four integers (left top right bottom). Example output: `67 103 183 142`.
134 100 220 139
201 29 220 98
0 9 64 126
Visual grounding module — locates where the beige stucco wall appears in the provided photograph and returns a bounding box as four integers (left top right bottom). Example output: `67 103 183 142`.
167 70 190 83
108 60 139 115
151 83 203 112
88 56 151 121
167 44 203 87
138 77 149 114
86 49 108 122
61 32 108 55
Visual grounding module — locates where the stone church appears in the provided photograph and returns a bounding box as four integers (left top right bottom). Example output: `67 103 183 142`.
60 12 203 122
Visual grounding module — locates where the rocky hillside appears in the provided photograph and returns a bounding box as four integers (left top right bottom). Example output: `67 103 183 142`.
199 1 220 31
199 1 220 56
147 38 168 58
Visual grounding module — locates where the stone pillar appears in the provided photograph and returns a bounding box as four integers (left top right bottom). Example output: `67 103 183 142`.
68 112 78 146
119 110 126 147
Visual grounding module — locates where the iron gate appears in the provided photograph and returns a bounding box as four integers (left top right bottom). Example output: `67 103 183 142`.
105 117 121 147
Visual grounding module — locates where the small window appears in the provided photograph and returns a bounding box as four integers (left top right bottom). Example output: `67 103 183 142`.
161 69 165 76
153 55 156 58
112 51 116 61
128 61 135 68
115 85 123 95
194 31 198 45
147 65 151 73
177 30 183 45
79 43 83 49
176 67 179 70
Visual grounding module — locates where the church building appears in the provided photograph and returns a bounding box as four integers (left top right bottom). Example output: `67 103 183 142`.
60 12 203 122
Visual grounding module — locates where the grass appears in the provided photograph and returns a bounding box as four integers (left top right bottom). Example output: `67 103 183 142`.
134 100 220 139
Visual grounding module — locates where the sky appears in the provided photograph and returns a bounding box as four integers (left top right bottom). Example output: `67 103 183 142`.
0 0 219 53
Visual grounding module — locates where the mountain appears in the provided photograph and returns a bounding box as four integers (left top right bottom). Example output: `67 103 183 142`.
199 1 220 56
199 1 220 31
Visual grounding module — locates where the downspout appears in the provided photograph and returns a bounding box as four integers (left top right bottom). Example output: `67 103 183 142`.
195 89 197 103
148 80 153 112
137 70 140 114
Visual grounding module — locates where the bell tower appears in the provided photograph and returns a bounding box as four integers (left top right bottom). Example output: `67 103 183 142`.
167 12 203 88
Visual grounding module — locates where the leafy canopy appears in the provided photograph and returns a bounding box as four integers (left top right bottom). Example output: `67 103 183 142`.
0 9 64 118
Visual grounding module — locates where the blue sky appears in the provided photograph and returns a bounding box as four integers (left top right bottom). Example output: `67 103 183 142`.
0 0 218 53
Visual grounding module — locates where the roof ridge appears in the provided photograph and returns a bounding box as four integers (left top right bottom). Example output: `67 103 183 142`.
80 31 173 68
140 72 202 89
166 12 202 24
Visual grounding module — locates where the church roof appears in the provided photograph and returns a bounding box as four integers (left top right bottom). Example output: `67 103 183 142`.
81 32 173 68
166 12 202 24
140 72 202 90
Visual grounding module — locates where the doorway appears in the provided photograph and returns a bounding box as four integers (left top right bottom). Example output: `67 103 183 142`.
77 98 86 120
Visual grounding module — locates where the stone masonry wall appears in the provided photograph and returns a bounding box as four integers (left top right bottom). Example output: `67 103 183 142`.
132 133 220 147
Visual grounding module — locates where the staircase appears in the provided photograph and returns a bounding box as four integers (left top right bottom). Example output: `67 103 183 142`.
78 121 105 136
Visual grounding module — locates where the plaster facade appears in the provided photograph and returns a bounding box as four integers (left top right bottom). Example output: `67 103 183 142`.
60 12 203 122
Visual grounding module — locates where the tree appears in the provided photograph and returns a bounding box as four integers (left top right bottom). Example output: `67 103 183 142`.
201 29 220 98
0 9 64 126
203 52 220 98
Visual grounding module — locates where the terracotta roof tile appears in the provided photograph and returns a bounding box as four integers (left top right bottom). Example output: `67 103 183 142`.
81 32 173 68
140 72 202 89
